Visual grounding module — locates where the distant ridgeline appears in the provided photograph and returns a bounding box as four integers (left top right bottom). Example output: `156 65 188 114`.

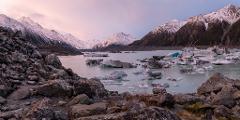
130 4 240 48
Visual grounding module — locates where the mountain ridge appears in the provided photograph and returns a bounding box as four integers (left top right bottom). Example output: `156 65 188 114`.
130 4 240 47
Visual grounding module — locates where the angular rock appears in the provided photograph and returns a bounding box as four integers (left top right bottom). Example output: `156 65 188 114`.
123 106 180 120
174 93 203 105
101 60 136 68
8 87 31 100
214 105 232 118
197 73 234 95
152 87 167 95
70 102 107 118
86 59 103 66
67 94 91 106
45 54 62 68
211 86 237 108
35 80 73 97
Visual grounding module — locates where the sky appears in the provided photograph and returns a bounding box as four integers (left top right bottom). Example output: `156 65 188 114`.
0 0 240 41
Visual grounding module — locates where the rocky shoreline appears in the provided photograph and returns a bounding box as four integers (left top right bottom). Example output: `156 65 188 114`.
0 27 240 120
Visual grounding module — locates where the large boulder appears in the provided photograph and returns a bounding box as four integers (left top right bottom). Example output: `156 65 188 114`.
45 54 62 68
67 94 91 106
70 79 107 99
8 86 32 100
69 102 107 118
211 85 237 108
34 80 73 97
197 73 234 95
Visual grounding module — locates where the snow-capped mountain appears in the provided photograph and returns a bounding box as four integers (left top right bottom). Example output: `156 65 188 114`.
152 19 187 34
0 14 87 50
93 32 136 48
19 16 87 49
151 4 240 34
130 4 240 47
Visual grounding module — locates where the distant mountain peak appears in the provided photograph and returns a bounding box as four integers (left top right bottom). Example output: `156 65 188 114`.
93 32 136 48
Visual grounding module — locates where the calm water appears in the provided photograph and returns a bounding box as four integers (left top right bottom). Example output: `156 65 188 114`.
59 50 240 94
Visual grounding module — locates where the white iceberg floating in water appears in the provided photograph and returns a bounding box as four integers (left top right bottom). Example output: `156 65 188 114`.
211 59 232 65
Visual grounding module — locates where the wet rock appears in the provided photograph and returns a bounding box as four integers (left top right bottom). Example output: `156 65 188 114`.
147 70 162 79
67 94 91 106
86 59 103 66
146 59 163 69
152 87 167 95
84 53 108 57
174 93 203 105
101 60 136 68
70 102 107 118
153 56 165 60
101 71 128 80
35 80 73 97
45 54 62 68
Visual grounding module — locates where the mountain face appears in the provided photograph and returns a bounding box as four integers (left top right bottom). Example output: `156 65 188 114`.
0 14 85 54
130 4 240 47
93 32 136 49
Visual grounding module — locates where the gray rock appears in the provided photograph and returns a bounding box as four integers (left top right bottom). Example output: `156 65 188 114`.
8 87 31 100
214 105 232 118
174 93 203 105
35 80 73 97
211 86 237 108
107 107 122 114
86 59 103 66
67 94 91 106
197 73 234 95
101 60 136 68
45 54 62 68
147 70 162 79
152 87 167 95
70 102 107 118
123 106 180 120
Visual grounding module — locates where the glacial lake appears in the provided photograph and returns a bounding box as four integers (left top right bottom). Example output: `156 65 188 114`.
59 50 240 94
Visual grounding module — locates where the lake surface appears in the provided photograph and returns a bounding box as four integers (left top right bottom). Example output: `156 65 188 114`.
59 50 240 94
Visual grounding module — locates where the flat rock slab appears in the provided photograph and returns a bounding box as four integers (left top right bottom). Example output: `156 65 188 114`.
70 102 107 118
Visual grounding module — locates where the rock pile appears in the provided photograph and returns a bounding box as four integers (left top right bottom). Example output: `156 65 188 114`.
0 27 107 119
0 27 239 119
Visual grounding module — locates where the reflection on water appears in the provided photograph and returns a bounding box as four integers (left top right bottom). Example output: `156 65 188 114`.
59 50 240 94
